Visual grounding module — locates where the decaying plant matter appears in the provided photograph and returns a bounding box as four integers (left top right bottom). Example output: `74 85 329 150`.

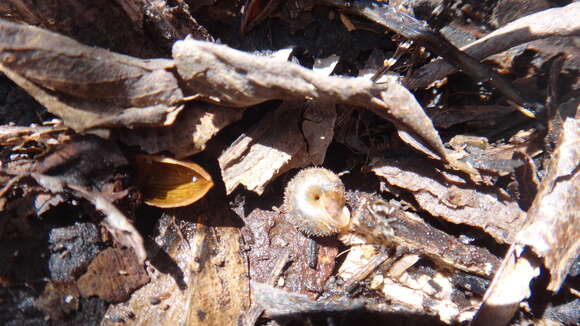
0 1 578 325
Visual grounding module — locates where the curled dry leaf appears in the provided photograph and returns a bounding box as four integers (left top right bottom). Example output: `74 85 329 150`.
173 38 451 163
119 102 245 158
0 19 183 131
134 155 213 208
470 245 541 326
516 117 579 291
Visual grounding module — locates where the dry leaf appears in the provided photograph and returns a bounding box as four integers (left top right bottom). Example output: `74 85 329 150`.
119 102 244 158
77 247 150 303
472 116 578 326
406 2 580 90
0 19 183 131
516 116 579 291
172 38 451 163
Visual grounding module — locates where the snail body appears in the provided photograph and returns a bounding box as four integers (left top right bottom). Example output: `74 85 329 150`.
283 167 351 236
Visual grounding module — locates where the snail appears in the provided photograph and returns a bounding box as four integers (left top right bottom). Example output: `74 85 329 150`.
283 167 351 236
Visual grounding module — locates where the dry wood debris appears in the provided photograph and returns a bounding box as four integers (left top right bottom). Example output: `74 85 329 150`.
0 1 578 325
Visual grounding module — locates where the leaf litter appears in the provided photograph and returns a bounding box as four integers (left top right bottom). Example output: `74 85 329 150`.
0 1 578 325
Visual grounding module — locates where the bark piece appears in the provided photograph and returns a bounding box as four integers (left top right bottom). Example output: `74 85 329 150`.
219 101 335 195
370 157 526 243
242 207 340 299
343 193 501 278
77 247 150 303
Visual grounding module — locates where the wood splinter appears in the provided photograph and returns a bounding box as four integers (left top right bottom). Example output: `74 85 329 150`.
283 167 500 279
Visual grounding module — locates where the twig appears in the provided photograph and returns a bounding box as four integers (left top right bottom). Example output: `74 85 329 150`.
0 175 23 198
64 182 147 264
342 248 394 293
1 170 145 264
405 2 580 90
322 0 543 116
243 249 292 326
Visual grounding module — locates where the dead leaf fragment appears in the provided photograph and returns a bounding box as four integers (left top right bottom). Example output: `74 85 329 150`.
182 209 250 326
173 38 450 162
77 247 149 303
516 116 579 291
471 246 541 326
119 102 245 158
0 19 180 106
0 19 183 131
34 281 81 320
472 116 578 326
135 155 213 208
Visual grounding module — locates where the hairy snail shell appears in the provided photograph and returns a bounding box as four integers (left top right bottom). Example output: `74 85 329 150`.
283 167 351 236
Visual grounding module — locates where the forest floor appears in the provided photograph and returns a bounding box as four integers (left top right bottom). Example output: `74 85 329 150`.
0 1 578 325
